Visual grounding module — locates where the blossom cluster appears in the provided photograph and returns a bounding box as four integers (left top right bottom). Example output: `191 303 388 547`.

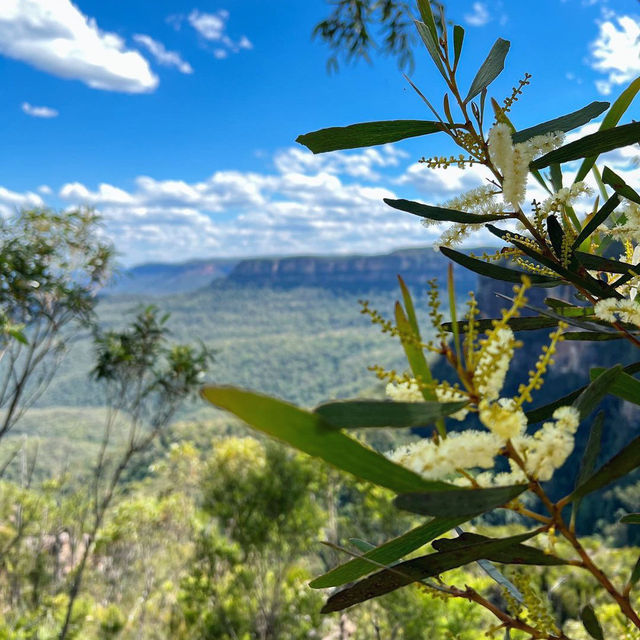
487 123 564 208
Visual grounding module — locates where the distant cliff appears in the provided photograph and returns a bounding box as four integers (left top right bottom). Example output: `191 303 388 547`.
222 248 485 292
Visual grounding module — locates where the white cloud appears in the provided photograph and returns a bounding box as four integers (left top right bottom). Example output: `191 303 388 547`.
133 34 193 74
21 102 58 118
186 9 253 57
0 186 44 218
0 0 157 93
590 15 640 95
464 2 491 27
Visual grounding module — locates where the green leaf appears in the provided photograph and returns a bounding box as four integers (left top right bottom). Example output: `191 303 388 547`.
398 275 420 337
415 20 447 78
620 513 640 524
572 412 605 524
349 538 375 552
550 164 563 192
310 517 465 588
314 400 468 429
385 198 510 223
573 364 623 421
526 362 640 423
201 386 456 493
602 166 640 205
321 530 540 612
569 434 640 502
453 25 464 68
589 368 640 406
417 0 438 40
440 246 560 286
464 38 510 103
442 316 559 334
581 605 604 640
563 331 627 341
575 251 635 274
511 101 609 144
547 215 565 258
531 122 640 170
296 120 445 154
576 77 640 182
630 556 640 589
432 533 568 566
394 485 528 518
572 194 621 249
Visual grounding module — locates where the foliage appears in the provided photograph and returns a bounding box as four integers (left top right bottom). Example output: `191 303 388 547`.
314 0 443 72
0 208 114 442
203 4 640 638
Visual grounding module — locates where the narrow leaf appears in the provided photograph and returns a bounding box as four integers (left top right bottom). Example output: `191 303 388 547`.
532 122 640 170
511 101 609 144
314 400 468 429
440 246 560 285
464 38 510 103
310 517 464 588
569 434 640 501
453 25 464 68
442 316 559 334
573 364 623 421
432 533 568 566
415 20 447 78
572 412 605 524
296 120 445 154
581 605 604 640
385 198 509 223
620 513 640 524
201 386 456 493
394 485 527 518
575 251 635 274
602 166 640 205
321 530 539 612
630 556 640 588
576 77 640 182
572 194 621 249
350 539 375 552
398 275 420 337
589 368 640 406
417 0 438 42
526 362 640 423
547 215 565 258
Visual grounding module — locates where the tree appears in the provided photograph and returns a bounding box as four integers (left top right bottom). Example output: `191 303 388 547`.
314 0 442 71
57 306 213 640
0 208 114 443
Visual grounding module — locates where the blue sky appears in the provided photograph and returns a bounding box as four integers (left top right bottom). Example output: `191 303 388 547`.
0 0 639 265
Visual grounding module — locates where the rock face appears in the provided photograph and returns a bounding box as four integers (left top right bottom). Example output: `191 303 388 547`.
105 258 239 295
223 248 482 292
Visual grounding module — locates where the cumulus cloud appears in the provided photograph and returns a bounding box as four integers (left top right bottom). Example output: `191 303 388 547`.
21 102 58 118
590 15 640 95
184 9 253 58
0 186 44 218
133 34 193 74
0 0 157 93
464 2 491 27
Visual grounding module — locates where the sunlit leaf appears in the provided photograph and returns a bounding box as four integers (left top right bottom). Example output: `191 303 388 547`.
602 166 640 205
310 517 465 588
201 386 457 493
464 38 510 103
589 367 640 406
572 195 621 249
314 399 468 429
